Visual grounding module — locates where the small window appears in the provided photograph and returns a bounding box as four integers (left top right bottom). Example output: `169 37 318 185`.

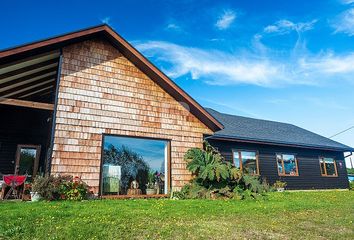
319 157 338 177
276 154 298 176
233 150 259 175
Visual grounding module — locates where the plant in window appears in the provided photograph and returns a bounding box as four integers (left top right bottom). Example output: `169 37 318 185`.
146 171 157 195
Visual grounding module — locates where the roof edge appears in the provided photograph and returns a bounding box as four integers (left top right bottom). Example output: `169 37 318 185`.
0 24 224 132
208 134 354 152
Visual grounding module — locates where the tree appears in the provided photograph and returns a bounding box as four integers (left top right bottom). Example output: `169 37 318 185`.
103 145 150 193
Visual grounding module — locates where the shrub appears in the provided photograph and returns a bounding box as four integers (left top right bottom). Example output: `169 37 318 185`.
174 141 270 200
32 175 89 201
349 181 354 190
273 180 287 189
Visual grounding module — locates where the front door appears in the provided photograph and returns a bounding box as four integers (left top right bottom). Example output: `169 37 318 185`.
15 145 41 180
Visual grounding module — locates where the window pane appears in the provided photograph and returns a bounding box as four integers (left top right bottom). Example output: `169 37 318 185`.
276 154 283 174
18 148 38 180
319 159 326 175
282 154 297 175
240 151 258 174
324 158 336 176
233 151 241 169
102 136 168 195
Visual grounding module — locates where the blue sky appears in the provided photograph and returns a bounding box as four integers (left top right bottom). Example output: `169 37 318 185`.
1 0 354 165
104 136 166 172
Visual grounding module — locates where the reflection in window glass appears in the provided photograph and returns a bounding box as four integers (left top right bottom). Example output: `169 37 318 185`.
319 157 337 176
233 150 258 175
101 135 168 195
276 154 298 176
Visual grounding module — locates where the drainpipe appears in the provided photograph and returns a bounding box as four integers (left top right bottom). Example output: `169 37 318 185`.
46 50 63 175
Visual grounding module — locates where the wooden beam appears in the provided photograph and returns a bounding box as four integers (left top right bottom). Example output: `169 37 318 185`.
9 81 55 99
0 58 58 80
0 67 57 86
0 97 54 110
0 75 55 96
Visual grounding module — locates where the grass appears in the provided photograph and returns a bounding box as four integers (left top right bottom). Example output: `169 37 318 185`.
0 191 353 240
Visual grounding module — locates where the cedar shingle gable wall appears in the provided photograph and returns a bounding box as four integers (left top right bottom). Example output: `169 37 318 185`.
51 39 212 193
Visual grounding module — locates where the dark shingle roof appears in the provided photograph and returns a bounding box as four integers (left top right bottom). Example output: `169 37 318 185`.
206 108 353 152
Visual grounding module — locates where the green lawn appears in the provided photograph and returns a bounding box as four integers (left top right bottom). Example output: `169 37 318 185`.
0 191 353 240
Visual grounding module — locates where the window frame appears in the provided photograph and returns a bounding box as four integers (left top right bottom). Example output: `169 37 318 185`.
232 149 260 175
15 144 41 178
275 153 299 177
99 134 172 196
319 156 338 177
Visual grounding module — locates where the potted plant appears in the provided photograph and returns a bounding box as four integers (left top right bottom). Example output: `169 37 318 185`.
22 183 32 201
146 171 156 195
273 180 287 192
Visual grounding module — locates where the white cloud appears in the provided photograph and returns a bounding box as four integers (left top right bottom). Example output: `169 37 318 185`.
136 41 354 87
165 23 182 32
332 8 354 36
215 10 236 30
101 17 111 25
341 0 354 4
263 19 317 35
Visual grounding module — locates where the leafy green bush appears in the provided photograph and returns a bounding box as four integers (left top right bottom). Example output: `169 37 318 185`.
174 141 269 200
349 181 354 190
32 175 89 201
273 180 287 189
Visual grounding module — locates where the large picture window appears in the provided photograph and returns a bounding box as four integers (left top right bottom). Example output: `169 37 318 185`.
319 157 338 177
233 150 259 175
101 135 169 196
276 154 298 176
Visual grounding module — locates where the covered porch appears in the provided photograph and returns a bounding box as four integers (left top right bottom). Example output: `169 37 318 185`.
0 50 60 199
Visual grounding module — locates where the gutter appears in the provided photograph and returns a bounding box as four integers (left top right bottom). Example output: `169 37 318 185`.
206 134 354 152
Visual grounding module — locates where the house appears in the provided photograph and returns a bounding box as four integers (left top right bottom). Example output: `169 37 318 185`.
0 25 352 197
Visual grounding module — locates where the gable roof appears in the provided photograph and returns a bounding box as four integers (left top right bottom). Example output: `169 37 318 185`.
206 108 353 152
0 24 223 132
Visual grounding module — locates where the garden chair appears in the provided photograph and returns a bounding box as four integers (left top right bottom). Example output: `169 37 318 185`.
3 175 27 200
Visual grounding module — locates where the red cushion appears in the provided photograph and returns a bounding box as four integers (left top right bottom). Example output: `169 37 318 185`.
3 175 26 187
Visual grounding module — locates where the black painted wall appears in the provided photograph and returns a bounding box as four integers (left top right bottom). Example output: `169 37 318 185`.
0 105 52 175
208 139 349 189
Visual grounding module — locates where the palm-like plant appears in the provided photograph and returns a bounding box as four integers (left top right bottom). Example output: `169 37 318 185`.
184 141 230 182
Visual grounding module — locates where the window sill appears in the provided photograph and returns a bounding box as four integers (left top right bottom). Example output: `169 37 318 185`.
278 174 299 177
321 175 338 178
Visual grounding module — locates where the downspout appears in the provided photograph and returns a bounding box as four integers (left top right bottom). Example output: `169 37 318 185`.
46 49 63 175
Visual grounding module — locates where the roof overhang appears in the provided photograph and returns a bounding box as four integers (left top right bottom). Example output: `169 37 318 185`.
0 24 223 131
208 134 354 152
0 49 60 104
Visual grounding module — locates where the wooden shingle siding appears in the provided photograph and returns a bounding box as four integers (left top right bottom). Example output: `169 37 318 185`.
209 139 349 189
51 39 212 193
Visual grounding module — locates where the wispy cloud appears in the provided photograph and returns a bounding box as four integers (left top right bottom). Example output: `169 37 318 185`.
215 10 236 30
263 19 317 35
341 0 354 4
136 40 354 87
100 17 111 25
165 23 182 32
332 8 354 36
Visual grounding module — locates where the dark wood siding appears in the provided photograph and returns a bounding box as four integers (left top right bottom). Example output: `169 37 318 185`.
209 139 349 189
0 105 52 175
